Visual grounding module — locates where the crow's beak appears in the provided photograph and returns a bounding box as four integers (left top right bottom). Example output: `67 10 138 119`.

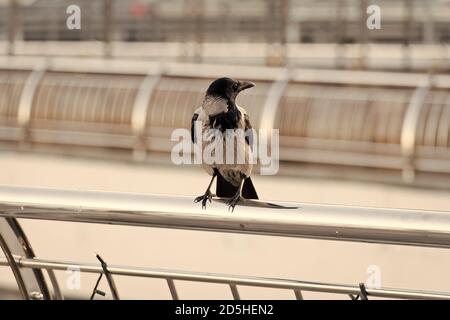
238 81 255 92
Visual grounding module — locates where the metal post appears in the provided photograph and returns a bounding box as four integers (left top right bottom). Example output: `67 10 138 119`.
167 279 179 300
7 0 19 55
191 0 204 63
265 0 275 65
0 218 58 299
131 67 162 161
335 0 345 69
279 0 289 66
400 75 432 183
17 62 47 146
229 284 240 300
103 0 113 57
260 70 290 130
359 0 369 69
286 0 299 43
422 2 435 44
402 0 413 70
265 0 289 66
294 289 303 300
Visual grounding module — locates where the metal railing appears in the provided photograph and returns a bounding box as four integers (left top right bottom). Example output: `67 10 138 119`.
3 1 450 44
1 185 450 299
1 0 450 69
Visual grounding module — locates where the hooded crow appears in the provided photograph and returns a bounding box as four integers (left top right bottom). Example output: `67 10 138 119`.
191 77 258 211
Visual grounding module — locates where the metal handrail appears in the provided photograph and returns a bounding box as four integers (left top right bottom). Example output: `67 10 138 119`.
2 56 450 88
1 185 450 300
1 185 450 248
1 256 450 300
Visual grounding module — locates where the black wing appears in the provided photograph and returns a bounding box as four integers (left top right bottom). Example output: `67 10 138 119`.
243 112 258 199
243 112 254 148
191 112 199 144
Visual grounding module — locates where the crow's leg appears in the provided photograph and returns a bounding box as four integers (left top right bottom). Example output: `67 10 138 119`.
194 173 217 209
227 179 244 212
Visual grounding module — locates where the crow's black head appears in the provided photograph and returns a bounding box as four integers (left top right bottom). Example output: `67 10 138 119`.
206 77 255 102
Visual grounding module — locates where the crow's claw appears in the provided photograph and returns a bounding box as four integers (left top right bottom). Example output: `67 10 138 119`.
227 195 242 213
194 190 213 210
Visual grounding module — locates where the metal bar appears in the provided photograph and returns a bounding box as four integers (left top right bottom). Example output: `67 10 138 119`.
259 70 289 130
1 256 449 300
229 284 240 300
191 0 204 63
17 62 47 142
422 2 435 44
0 218 53 300
103 0 113 57
47 268 63 300
358 0 368 69
278 0 289 66
294 289 303 300
1 56 449 89
402 0 413 70
400 76 432 182
0 226 28 298
1 185 450 249
166 279 179 300
131 67 162 160
96 254 120 300
7 0 19 55
335 0 345 69
1 41 449 73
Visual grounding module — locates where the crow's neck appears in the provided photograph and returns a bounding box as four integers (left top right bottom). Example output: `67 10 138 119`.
208 100 241 132
203 96 227 115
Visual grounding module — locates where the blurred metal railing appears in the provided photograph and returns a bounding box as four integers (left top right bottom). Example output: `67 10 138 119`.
1 185 450 300
1 0 450 69
3 1 450 45
1 56 450 184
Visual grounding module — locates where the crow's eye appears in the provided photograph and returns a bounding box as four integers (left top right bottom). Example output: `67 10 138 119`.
233 83 239 91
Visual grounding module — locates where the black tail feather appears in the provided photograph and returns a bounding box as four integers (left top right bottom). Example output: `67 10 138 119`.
242 177 258 199
216 174 258 200
216 173 237 198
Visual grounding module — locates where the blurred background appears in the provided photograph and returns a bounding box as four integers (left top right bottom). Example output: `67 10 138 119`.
0 0 450 299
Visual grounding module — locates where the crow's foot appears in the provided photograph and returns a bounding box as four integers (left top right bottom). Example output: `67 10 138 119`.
194 190 213 209
227 194 243 212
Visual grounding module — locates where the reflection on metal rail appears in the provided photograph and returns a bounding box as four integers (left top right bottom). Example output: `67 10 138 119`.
1 185 450 299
